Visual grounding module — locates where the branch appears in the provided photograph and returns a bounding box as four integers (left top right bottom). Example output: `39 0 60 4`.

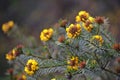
101 67 119 77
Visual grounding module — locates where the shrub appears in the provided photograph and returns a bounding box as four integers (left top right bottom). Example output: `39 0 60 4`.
3 11 120 80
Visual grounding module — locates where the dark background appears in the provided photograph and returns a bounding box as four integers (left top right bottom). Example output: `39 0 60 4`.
0 0 120 78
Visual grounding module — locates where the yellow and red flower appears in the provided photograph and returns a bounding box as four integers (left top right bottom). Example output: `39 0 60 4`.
24 59 39 76
6 51 15 61
67 56 79 70
92 35 104 46
6 45 24 61
83 20 93 32
66 24 81 38
75 11 90 22
40 28 53 41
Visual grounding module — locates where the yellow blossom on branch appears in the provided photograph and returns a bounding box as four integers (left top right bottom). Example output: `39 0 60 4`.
66 24 81 38
67 56 79 70
17 74 27 80
92 35 104 46
40 28 53 41
2 20 14 33
51 78 56 80
24 59 39 76
88 16 95 23
6 52 15 61
83 21 93 32
82 16 95 32
6 45 24 61
75 11 90 23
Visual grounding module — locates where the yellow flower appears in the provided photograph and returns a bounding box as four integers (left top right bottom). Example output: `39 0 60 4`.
92 35 104 46
75 11 90 22
6 53 15 61
88 16 95 23
67 56 79 70
40 28 53 41
75 15 81 23
18 74 27 80
2 21 14 33
51 78 56 80
91 60 97 64
22 75 26 80
66 24 81 38
24 59 39 76
83 21 93 32
6 45 24 61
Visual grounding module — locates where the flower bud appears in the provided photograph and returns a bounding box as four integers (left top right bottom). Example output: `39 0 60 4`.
58 35 65 43
112 43 120 51
60 19 68 28
95 16 104 24
7 68 13 75
79 61 86 68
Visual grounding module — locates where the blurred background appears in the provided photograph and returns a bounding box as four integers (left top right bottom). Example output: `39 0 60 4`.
0 0 120 79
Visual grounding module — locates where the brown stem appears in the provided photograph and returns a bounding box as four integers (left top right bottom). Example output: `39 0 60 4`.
101 67 119 77
10 73 13 80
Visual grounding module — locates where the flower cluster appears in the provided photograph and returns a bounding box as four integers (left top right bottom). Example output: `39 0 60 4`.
2 21 14 33
67 56 86 71
40 28 54 41
75 11 95 32
6 44 24 61
24 59 39 76
3 10 118 80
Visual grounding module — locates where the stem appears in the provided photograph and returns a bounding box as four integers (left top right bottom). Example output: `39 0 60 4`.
101 67 120 77
30 54 46 59
96 25 100 34
103 59 111 69
10 73 13 80
94 53 103 67
40 64 67 68
45 43 52 58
